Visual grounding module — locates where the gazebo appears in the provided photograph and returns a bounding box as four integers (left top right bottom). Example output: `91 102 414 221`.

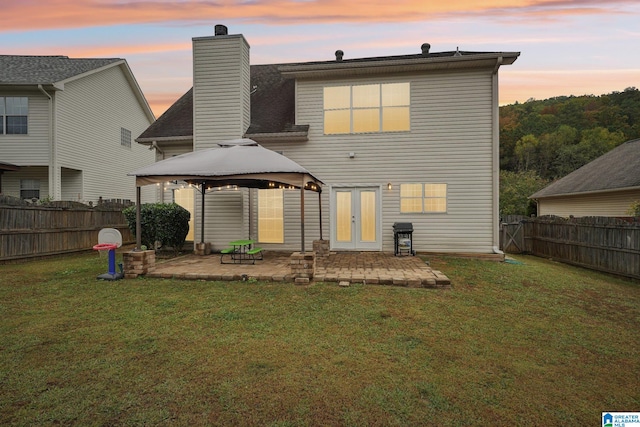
128 139 324 253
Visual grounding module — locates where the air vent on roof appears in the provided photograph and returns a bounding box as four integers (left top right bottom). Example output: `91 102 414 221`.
335 50 344 62
454 47 462 57
215 24 228 36
421 43 431 56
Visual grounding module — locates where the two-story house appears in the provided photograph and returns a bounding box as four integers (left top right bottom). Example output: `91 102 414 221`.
0 55 156 204
136 25 519 254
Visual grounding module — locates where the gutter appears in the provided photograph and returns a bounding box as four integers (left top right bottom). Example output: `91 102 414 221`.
38 84 56 200
243 131 309 143
491 57 503 256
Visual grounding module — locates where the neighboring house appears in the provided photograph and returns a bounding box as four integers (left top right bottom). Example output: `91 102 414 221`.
530 138 640 217
0 55 156 204
136 25 519 254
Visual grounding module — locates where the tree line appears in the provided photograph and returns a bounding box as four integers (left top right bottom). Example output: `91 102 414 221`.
498 87 640 215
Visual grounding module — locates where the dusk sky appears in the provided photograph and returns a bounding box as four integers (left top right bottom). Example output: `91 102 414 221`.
3 0 639 117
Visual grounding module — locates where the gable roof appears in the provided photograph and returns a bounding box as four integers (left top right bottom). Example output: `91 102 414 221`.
137 48 518 143
0 55 121 86
0 55 155 123
530 138 640 199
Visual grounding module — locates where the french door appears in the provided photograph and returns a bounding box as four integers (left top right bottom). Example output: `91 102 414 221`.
331 186 381 250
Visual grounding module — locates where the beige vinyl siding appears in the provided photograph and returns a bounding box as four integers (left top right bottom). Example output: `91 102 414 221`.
155 142 194 203
192 34 251 245
0 91 50 165
260 69 496 253
1 166 48 199
200 190 245 251
55 64 155 204
537 189 640 217
193 35 250 149
60 167 83 201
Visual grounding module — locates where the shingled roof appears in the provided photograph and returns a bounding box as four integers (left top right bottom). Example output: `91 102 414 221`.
0 55 122 85
136 64 305 142
530 139 640 199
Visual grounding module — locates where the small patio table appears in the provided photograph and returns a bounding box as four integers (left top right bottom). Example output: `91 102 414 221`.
221 239 262 264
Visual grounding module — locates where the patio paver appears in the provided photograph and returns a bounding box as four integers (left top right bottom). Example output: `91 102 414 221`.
145 251 450 288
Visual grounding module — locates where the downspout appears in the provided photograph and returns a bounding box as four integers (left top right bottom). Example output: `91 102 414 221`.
38 85 55 200
491 57 504 256
150 141 165 203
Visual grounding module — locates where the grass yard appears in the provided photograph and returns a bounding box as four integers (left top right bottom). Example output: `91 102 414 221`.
0 251 638 426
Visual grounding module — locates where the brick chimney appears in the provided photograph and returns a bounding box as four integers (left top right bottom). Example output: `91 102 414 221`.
192 25 251 149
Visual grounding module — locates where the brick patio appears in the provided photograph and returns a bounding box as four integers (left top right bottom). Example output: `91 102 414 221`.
145 251 450 288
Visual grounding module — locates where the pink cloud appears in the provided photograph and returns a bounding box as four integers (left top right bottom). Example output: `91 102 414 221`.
2 0 636 33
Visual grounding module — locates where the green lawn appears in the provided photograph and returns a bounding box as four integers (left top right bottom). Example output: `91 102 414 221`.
1 252 638 426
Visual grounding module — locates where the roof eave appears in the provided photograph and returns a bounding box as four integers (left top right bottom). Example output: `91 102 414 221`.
243 131 309 143
135 135 193 145
278 52 520 79
0 83 64 91
530 185 640 200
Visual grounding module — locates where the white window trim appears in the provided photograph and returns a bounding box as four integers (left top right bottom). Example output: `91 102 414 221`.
400 183 448 214
323 82 410 135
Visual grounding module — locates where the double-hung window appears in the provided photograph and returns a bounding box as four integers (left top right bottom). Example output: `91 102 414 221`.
324 83 410 134
1 97 29 135
400 183 447 213
20 179 40 200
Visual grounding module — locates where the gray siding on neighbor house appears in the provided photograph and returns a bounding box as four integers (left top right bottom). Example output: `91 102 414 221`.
1 166 48 199
537 189 640 217
257 69 497 253
0 90 50 165
193 35 250 149
55 64 155 203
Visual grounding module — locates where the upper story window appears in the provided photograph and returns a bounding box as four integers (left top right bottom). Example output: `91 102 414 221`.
323 83 410 134
1 97 29 135
121 127 131 148
400 183 447 213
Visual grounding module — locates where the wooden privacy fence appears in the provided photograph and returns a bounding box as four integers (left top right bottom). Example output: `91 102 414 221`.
0 201 133 262
501 216 640 279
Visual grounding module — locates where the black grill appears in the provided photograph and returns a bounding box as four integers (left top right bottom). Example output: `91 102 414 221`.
393 222 414 256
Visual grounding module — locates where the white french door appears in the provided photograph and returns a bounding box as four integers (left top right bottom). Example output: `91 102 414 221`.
331 186 381 250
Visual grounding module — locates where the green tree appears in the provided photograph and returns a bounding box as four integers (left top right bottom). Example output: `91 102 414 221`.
514 134 539 171
499 170 548 216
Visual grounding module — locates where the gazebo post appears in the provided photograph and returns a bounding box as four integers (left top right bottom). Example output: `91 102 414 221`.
300 182 305 253
318 191 323 240
135 186 142 251
200 181 206 244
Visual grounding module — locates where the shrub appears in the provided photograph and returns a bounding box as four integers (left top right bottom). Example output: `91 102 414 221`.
123 203 190 253
627 200 640 217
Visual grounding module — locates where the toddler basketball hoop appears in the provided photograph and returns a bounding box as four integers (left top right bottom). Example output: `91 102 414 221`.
93 228 124 280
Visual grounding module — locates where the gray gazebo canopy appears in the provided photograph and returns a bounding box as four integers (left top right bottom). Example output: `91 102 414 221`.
128 139 324 252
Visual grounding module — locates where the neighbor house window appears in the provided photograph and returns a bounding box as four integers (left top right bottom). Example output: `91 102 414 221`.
400 183 447 213
1 97 28 135
258 189 284 243
324 83 410 134
121 127 131 148
20 179 40 200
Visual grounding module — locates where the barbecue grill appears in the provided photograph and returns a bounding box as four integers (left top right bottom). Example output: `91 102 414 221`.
393 222 415 256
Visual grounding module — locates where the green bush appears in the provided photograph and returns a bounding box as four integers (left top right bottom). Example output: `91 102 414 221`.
627 200 640 217
123 203 190 253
